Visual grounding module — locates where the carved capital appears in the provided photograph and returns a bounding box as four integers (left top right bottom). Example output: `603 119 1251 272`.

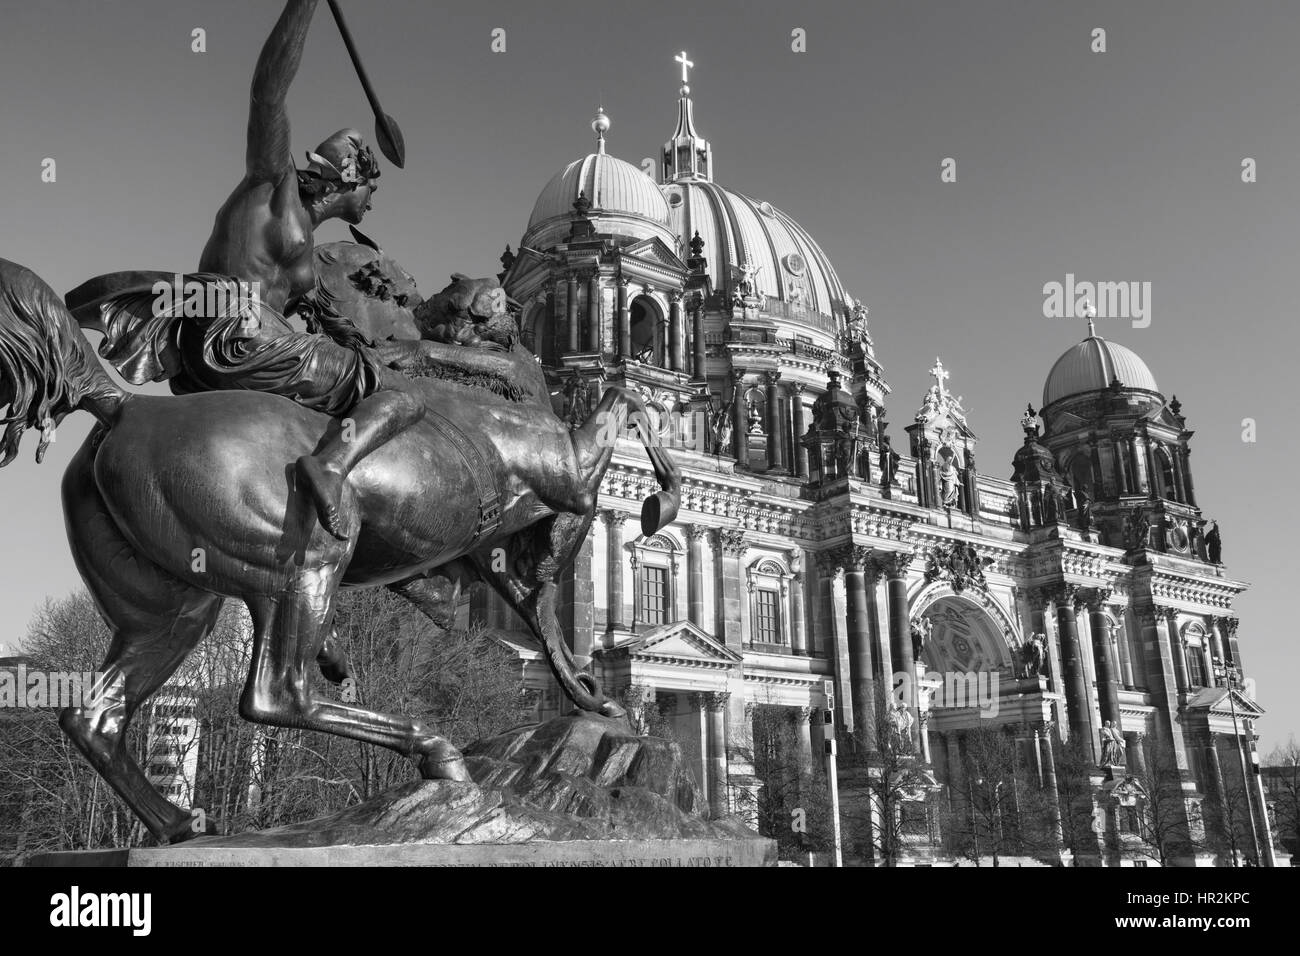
792 706 815 724
884 549 915 579
712 528 748 557
838 545 875 573
1216 616 1240 638
616 276 630 290
685 523 710 543
814 550 844 576
602 510 629 530
1086 587 1114 612
764 369 783 387
791 382 807 395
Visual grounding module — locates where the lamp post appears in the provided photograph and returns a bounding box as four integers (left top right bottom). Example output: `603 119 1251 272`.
1214 662 1264 866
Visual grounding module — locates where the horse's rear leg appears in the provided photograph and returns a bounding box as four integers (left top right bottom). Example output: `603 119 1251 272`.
60 434 224 844
240 588 470 781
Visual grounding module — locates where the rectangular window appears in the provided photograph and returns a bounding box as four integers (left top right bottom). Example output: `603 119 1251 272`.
1186 646 1207 687
755 588 782 644
640 566 668 626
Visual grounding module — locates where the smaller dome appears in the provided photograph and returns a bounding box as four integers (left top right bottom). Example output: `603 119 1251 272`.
1043 334 1159 406
528 153 669 231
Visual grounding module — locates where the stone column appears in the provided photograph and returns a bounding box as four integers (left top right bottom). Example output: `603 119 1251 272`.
1112 435 1129 493
1039 724 1064 846
1088 589 1122 733
566 273 579 353
603 511 627 634
1164 609 1189 694
885 551 918 738
616 278 630 358
816 552 853 733
1182 447 1198 507
712 529 746 650
790 383 807 478
1049 584 1095 760
1114 610 1135 689
788 549 807 655
655 308 668 367
1137 606 1191 774
544 283 557 359
731 371 748 465
765 371 784 472
842 547 877 750
686 524 707 628
1129 435 1148 493
704 691 730 816
1171 446 1188 503
793 706 814 773
587 273 602 353
1127 730 1147 775
691 296 707 380
669 291 684 372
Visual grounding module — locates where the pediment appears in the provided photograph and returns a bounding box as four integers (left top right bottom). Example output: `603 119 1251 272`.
623 621 743 664
620 236 687 271
1183 686 1265 718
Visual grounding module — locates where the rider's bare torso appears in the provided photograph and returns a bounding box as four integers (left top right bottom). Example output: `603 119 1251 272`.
198 173 317 316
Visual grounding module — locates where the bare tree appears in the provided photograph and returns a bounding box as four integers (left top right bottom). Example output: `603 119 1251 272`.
1 586 538 857
1263 735 1300 859
728 699 833 860
1127 735 1197 866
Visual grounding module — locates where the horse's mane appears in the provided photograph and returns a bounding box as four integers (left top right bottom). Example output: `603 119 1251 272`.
0 260 101 464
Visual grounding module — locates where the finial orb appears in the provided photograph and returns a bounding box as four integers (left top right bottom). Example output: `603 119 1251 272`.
592 108 611 135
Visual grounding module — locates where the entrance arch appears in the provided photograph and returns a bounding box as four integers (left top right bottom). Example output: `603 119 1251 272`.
909 582 1022 676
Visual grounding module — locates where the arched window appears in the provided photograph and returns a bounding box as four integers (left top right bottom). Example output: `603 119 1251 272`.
630 533 680 628
629 295 662 365
1182 623 1210 688
746 558 791 648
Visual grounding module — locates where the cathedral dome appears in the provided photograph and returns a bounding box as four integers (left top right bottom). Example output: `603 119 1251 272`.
528 152 670 232
662 181 851 324
1042 332 1159 406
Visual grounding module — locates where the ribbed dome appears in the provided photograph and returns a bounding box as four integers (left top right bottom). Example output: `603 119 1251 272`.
528 153 670 230
1043 334 1159 406
663 180 850 322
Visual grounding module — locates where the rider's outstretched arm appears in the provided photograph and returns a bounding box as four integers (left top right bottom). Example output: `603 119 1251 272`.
247 0 320 183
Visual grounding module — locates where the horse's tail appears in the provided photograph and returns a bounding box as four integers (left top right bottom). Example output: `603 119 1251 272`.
0 258 126 466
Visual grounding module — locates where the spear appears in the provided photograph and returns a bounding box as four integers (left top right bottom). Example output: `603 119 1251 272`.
326 0 406 168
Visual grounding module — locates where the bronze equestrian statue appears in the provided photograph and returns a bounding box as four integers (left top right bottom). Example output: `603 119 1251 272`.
0 0 681 846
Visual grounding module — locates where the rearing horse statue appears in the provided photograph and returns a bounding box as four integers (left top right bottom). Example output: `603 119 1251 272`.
0 257 680 845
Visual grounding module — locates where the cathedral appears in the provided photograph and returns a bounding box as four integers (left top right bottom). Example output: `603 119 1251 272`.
479 54 1273 866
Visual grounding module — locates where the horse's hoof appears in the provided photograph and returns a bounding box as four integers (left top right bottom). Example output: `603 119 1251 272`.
598 699 628 720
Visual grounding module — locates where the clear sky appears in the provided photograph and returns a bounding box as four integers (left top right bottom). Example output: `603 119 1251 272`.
0 0 1295 750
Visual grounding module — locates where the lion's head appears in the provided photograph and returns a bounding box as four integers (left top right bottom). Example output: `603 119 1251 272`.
413 274 518 349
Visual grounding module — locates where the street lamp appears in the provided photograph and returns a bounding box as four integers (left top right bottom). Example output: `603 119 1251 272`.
1214 662 1263 866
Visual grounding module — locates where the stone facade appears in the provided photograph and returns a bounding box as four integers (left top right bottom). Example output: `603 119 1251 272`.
475 62 1273 866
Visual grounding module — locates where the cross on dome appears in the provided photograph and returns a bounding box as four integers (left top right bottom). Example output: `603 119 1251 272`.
676 51 694 84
